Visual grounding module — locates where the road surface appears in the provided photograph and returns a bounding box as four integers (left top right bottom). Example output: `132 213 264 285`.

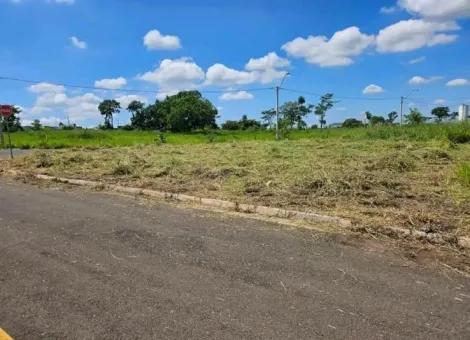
0 180 469 340
0 149 32 159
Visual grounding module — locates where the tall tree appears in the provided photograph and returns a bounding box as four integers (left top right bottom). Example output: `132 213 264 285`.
260 109 276 128
405 108 427 124
127 100 145 119
342 118 363 128
314 93 335 129
98 99 121 129
431 106 450 123
386 111 398 124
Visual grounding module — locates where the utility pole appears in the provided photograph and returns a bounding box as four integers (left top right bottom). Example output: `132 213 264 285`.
400 96 404 125
400 89 419 125
275 86 280 141
0 117 4 145
275 72 290 141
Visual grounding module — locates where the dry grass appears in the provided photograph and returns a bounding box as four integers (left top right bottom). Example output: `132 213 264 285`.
3 139 470 237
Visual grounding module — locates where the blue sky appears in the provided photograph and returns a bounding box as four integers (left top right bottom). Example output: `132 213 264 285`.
0 0 469 127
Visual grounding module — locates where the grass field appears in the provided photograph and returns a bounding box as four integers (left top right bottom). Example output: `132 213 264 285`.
1 123 470 149
2 123 470 240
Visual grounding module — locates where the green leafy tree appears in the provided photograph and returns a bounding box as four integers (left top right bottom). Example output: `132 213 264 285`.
314 93 335 129
370 115 386 126
405 108 427 125
98 99 121 129
431 106 450 123
127 100 145 119
165 91 218 132
31 119 42 131
221 120 241 130
450 111 459 120
342 118 363 128
386 111 398 124
260 109 276 128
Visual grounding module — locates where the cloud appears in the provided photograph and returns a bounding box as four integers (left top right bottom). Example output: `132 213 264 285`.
143 30 181 50
433 99 446 105
281 26 375 67
408 75 443 84
376 19 460 53
363 84 384 94
136 57 205 94
70 36 87 49
206 64 258 86
380 6 397 14
28 82 65 94
219 91 254 101
446 78 470 86
94 77 127 90
115 95 147 108
245 52 290 71
407 56 426 64
398 0 470 19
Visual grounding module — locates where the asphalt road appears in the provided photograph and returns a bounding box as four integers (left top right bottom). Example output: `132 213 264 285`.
0 149 32 160
0 180 469 340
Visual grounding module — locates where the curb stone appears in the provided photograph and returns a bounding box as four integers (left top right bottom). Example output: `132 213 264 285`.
6 171 470 249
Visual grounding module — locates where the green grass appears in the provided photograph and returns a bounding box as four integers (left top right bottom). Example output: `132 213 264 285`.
1 123 469 149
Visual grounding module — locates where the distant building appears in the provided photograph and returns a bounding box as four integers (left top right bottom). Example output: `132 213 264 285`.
458 104 468 121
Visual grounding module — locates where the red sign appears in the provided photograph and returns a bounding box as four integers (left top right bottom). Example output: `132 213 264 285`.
0 105 13 118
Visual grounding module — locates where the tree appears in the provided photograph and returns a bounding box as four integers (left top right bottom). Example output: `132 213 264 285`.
98 99 121 129
260 109 276 128
370 115 386 126
165 91 218 132
386 111 398 124
279 97 311 130
221 120 241 130
127 100 145 119
314 93 335 129
450 111 459 120
342 118 363 128
31 119 42 131
431 106 450 123
405 108 427 124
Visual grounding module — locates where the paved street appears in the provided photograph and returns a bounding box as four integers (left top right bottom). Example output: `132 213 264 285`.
0 149 31 160
0 180 469 340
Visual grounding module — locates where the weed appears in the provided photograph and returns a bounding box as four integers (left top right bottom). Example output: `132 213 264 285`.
448 131 470 144
457 163 470 188
111 161 132 175
36 152 53 168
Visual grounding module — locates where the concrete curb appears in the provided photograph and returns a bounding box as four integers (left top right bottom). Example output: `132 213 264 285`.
28 173 351 227
10 171 470 249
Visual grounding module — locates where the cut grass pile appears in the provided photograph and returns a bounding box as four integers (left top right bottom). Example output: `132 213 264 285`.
1 122 469 149
3 138 470 238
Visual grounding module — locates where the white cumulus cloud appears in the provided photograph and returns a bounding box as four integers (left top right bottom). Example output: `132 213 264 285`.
398 0 470 19
363 84 385 94
245 52 290 71
136 57 205 93
446 78 470 86
433 99 446 104
143 30 181 50
376 19 460 53
281 26 375 67
70 36 87 49
408 75 443 84
115 95 148 108
407 56 426 64
206 64 258 86
28 82 65 94
219 91 254 101
94 77 127 90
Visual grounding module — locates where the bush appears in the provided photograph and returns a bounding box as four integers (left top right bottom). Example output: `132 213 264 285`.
447 131 470 144
120 124 134 131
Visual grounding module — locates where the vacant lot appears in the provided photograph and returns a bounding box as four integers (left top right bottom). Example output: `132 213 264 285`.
2 123 470 149
3 133 470 238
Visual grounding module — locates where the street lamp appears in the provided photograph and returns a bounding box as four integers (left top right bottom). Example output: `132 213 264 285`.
400 88 419 125
275 72 290 141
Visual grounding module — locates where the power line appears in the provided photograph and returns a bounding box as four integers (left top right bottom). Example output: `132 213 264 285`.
281 87 399 101
0 76 274 94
